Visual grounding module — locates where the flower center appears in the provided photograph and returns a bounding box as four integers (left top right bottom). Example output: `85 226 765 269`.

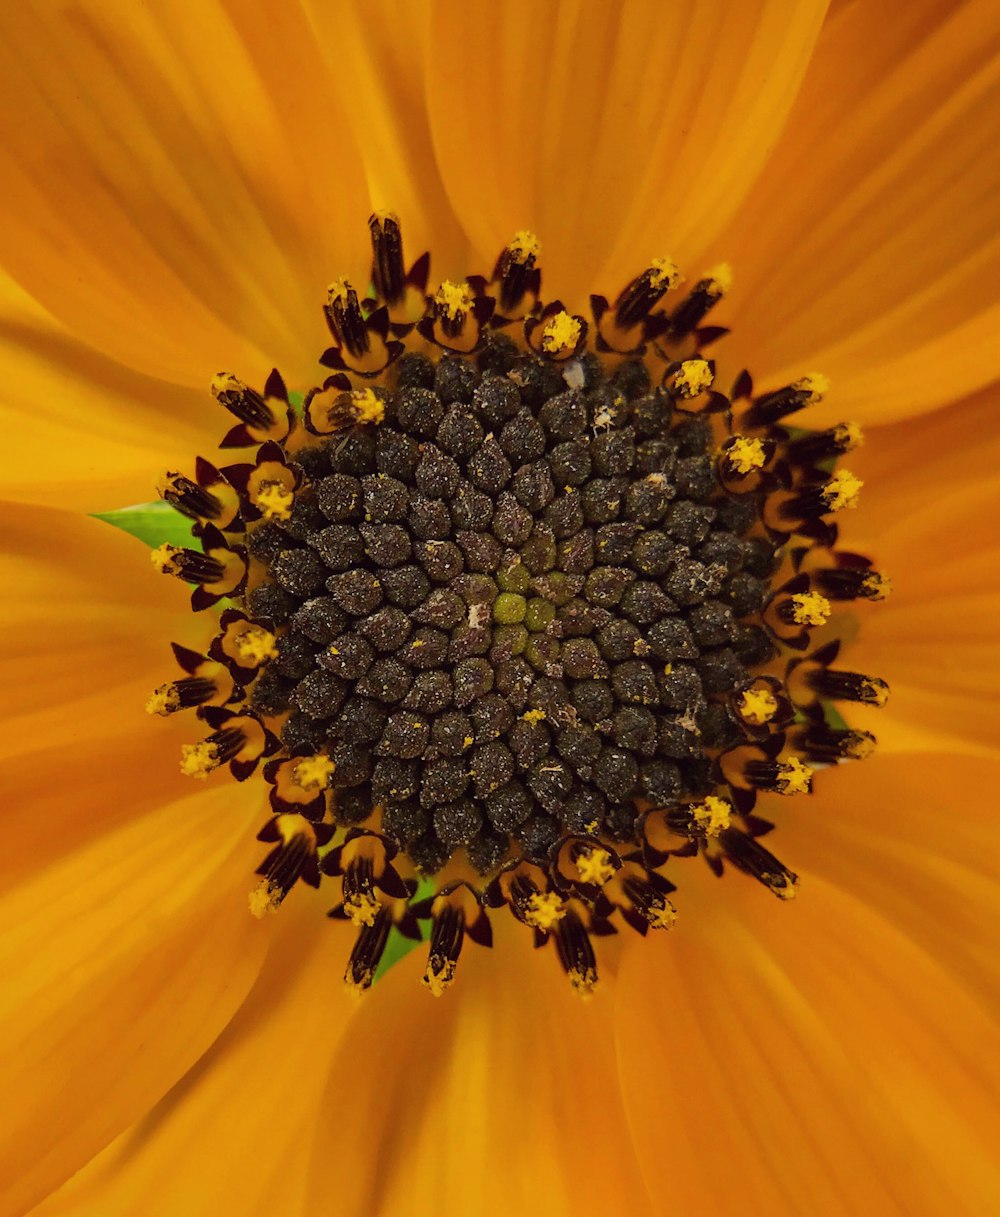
148 215 889 996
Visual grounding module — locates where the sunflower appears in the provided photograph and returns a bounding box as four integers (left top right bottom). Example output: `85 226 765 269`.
2 2 999 1215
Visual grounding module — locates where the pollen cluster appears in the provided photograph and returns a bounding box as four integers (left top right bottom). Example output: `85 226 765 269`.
148 214 889 996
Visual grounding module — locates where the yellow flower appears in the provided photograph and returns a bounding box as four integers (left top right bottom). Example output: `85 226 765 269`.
1 4 999 1216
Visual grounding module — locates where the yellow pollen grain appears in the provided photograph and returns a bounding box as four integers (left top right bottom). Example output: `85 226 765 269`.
254 481 294 521
541 311 582 354
145 684 180 716
211 371 244 398
823 469 863 512
569 966 598 998
790 591 832 627
738 687 778 726
423 959 457 997
776 757 814 795
794 372 831 403
149 544 181 575
836 421 864 451
575 847 615 886
344 969 375 997
327 277 351 305
351 387 385 425
692 795 732 837
846 733 877 760
508 229 541 263
523 891 567 931
522 708 546 724
726 435 766 474
179 741 220 780
234 624 279 665
292 754 335 793
435 279 472 320
674 359 714 399
648 256 681 291
863 571 892 600
862 677 890 707
248 879 282 919
344 891 382 928
702 262 733 295
648 901 678 931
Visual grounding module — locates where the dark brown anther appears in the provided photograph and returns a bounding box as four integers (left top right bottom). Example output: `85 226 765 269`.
369 212 407 307
719 827 798 899
323 280 371 360
666 265 731 339
423 902 466 996
553 908 598 995
344 905 394 992
813 564 892 602
492 231 542 318
211 373 275 430
786 421 862 465
806 664 890 707
778 469 863 520
157 471 223 522
250 814 331 918
745 375 828 429
621 873 677 931
151 544 226 585
614 259 680 331
794 723 877 763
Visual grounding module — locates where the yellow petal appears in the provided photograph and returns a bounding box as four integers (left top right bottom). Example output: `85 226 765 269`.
837 391 1000 757
0 784 269 1217
0 2 371 387
719 0 1000 424
27 899 358 1217
304 920 654 1216
778 751 1000 1012
424 0 828 305
616 861 1000 1215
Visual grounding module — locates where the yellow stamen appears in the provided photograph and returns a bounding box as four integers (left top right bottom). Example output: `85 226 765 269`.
179 741 220 779
423 959 457 998
648 256 681 291
508 230 541 263
862 571 892 600
149 544 181 575
145 684 180 716
248 878 282 919
234 624 279 665
793 372 831 403
575 847 615 886
327 277 351 305
703 262 733 295
210 371 244 398
789 591 832 627
673 358 714 399
775 757 814 795
726 436 767 474
522 708 547 724
823 469 863 511
435 279 473 320
253 481 294 521
738 687 778 726
692 795 732 837
648 902 678 931
350 387 385 426
523 891 567 931
541 311 582 354
836 421 864 450
344 891 382 928
291 754 335 793
569 966 598 998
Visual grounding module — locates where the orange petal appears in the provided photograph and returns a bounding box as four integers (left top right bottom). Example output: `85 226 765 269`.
424 0 827 306
0 3 371 387
616 859 1000 1215
0 783 270 1217
835 392 1000 756
304 920 655 1216
774 751 1000 1013
718 0 1000 425
27 898 359 1217
0 279 213 510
